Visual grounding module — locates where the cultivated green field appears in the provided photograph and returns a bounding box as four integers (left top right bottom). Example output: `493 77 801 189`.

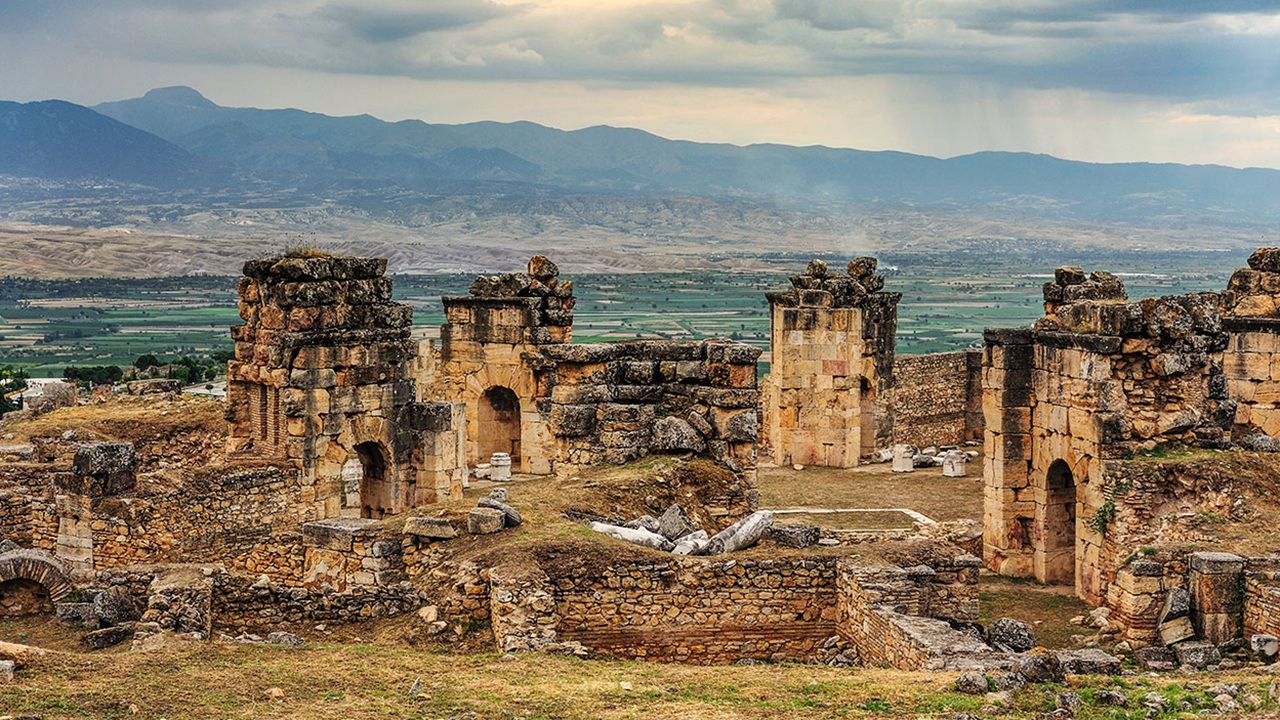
0 249 1246 375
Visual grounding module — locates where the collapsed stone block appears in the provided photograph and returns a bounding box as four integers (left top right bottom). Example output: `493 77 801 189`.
61 442 137 496
468 507 506 535
403 517 457 540
657 504 697 541
1174 641 1221 669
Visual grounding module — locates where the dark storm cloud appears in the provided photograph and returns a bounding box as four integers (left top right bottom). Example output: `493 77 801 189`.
316 1 520 44
3 0 1280 107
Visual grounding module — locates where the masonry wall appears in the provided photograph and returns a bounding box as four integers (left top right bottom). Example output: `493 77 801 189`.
228 254 465 519
984 269 1234 605
1243 557 1280 639
551 558 841 664
892 350 983 447
535 339 761 499
1222 322 1280 439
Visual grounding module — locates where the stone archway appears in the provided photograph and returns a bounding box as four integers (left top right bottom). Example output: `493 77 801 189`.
478 386 521 461
1041 459 1077 585
355 441 393 520
0 549 74 616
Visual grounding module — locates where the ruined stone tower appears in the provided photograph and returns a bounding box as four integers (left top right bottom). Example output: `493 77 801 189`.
227 254 465 519
428 256 573 474
983 268 1233 603
764 258 900 467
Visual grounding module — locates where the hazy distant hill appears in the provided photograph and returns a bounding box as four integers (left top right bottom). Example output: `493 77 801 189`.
87 86 1280 222
0 98 219 188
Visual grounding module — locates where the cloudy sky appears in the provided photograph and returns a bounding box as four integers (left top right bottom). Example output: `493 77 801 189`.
4 0 1280 168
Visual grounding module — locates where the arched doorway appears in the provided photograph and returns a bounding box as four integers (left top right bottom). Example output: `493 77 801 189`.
1042 459 1077 585
859 376 877 458
0 578 53 616
478 386 521 461
355 442 393 520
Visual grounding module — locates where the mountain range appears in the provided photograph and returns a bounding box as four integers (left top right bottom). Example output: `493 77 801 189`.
0 86 1271 224
1 86 1278 278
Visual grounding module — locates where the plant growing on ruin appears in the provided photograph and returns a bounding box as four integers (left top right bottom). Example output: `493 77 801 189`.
1090 500 1116 536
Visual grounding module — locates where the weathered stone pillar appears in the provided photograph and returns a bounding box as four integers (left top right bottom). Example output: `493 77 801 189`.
52 442 137 579
763 257 899 468
981 329 1035 577
1189 551 1245 644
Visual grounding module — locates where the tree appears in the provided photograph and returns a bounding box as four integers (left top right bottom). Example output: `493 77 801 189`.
0 366 28 414
134 353 160 370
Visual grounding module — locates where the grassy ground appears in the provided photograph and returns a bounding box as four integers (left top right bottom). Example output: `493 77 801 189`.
6 641 1280 720
757 462 984 524
978 575 1094 650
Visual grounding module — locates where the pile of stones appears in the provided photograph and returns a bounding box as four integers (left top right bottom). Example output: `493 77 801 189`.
768 257 887 308
587 506 775 556
467 255 575 328
468 487 523 535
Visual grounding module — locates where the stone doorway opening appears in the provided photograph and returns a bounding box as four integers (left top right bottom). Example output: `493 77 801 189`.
859 376 876 458
0 578 53 616
356 441 393 520
479 386 521 461
1042 459 1077 585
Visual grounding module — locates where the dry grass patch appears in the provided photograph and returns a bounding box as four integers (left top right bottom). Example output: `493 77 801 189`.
978 575 1094 650
757 461 983 523
7 640 1280 719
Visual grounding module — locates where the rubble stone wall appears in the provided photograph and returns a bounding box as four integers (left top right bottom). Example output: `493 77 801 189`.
1243 558 1280 639
551 558 840 664
835 560 990 670
534 339 760 498
0 466 58 551
892 350 983 447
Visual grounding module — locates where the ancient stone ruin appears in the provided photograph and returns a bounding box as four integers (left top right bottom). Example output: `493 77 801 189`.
7 248 1280 678
226 254 467 517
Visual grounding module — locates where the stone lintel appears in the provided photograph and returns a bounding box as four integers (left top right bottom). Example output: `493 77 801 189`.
983 328 1035 346
1223 317 1280 334
1189 551 1245 574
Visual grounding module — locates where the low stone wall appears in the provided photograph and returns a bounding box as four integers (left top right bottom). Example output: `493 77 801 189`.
550 557 841 664
835 554 989 670
892 351 983 447
0 466 58 551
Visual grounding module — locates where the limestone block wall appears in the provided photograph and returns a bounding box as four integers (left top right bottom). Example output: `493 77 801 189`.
1222 322 1280 438
1220 250 1280 441
891 350 983 447
227 254 465 517
300 517 404 592
534 339 761 496
1105 558 1188 647
764 258 900 468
